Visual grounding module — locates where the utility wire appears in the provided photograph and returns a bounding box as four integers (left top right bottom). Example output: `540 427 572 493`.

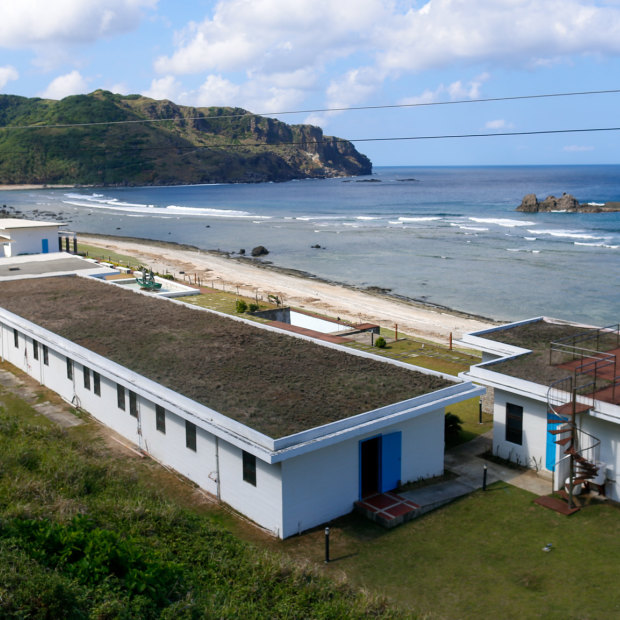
1 88 619 131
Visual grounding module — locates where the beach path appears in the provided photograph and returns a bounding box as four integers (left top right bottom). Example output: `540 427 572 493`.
80 235 498 344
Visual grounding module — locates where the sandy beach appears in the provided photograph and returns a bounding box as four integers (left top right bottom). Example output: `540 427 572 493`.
80 234 498 344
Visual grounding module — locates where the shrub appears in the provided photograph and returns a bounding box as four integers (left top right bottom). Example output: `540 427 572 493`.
445 412 463 442
248 303 259 313
235 300 248 313
374 336 386 348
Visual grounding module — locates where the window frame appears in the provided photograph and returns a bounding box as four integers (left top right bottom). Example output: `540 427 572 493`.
129 391 138 418
185 420 197 451
66 357 73 381
93 371 100 396
505 402 524 445
117 384 126 410
242 450 257 486
83 366 90 390
13 328 18 348
32 340 39 361
42 345 49 366
155 405 166 434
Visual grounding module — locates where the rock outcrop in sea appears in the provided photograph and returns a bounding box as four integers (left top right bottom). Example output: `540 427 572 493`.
517 193 620 213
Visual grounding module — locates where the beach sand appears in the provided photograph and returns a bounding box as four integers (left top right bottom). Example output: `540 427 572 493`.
80 234 499 344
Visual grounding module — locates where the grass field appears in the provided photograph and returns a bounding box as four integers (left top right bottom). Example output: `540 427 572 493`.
0 378 397 618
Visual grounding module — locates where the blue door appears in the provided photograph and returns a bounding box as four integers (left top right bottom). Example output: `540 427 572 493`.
380 431 402 492
41 238 49 253
546 413 566 471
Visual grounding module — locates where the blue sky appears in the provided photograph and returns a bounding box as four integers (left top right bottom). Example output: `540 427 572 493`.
1 0 620 167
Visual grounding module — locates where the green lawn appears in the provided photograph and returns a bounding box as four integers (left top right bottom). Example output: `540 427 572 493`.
280 484 620 619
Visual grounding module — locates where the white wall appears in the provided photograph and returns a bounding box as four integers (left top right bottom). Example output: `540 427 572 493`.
289 311 349 333
280 409 444 538
5 228 58 257
492 389 548 471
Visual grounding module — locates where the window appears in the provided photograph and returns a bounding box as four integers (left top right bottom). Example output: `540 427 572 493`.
66 357 73 381
83 366 90 390
13 329 18 348
242 451 256 486
185 420 197 451
506 403 523 445
155 405 166 434
129 391 138 417
117 384 126 410
33 340 39 361
43 345 49 366
93 372 101 396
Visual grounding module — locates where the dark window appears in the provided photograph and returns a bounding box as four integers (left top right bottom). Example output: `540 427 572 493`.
93 372 101 396
129 391 138 417
66 357 73 381
43 345 49 366
117 384 125 410
506 403 523 445
83 366 90 390
156 405 166 434
33 340 39 361
185 420 197 451
13 329 18 348
242 451 257 486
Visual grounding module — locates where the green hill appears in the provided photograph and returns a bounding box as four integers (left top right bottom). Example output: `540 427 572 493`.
0 90 372 185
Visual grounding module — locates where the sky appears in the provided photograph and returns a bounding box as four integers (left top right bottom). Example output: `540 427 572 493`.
1 0 620 167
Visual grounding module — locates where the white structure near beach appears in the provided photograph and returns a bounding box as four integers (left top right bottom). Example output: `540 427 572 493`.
0 218 65 257
0 260 482 538
459 317 620 504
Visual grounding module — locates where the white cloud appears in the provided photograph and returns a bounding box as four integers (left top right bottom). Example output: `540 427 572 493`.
399 74 490 106
0 0 157 48
563 144 595 152
155 0 386 76
144 75 182 101
0 65 19 90
485 119 515 130
39 70 89 99
194 75 240 107
154 1 620 114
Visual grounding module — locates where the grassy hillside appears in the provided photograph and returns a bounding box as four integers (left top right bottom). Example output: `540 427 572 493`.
0 90 371 186
0 373 396 618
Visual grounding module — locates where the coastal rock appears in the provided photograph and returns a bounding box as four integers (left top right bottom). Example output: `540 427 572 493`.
251 245 269 257
517 193 591 212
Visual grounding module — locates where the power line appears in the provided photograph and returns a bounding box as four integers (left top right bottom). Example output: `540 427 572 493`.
1 88 619 131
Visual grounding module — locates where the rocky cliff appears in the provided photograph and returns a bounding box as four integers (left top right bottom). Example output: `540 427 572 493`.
517 193 620 213
0 91 371 186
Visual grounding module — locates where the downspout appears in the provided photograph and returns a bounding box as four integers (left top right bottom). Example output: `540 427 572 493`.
215 436 221 501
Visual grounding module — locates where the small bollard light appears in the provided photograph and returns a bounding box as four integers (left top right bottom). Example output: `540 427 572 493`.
324 527 330 564
483 465 488 491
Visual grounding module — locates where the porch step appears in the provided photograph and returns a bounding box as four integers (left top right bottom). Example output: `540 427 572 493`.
354 492 420 529
534 494 581 515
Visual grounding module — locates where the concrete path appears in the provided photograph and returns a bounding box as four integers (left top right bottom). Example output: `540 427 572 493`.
0 367 83 429
400 432 552 511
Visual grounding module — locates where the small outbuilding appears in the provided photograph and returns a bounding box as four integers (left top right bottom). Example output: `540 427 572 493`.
0 218 66 257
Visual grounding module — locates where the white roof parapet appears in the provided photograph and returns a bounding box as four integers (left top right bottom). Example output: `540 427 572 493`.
0 218 66 229
270 381 485 462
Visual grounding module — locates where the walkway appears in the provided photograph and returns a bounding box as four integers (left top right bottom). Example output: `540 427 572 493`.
399 432 552 515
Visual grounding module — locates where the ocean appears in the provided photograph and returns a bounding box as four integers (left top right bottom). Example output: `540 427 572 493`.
2 165 619 326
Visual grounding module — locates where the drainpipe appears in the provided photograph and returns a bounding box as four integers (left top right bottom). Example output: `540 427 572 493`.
215 436 221 500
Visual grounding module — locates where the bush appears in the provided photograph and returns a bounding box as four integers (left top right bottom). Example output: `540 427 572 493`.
445 412 463 442
374 336 386 348
248 303 259 313
235 300 248 313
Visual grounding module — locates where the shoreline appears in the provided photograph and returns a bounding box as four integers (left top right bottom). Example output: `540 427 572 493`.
78 233 500 344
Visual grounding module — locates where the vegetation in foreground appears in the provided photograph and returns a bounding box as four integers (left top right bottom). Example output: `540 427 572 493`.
0 387 396 618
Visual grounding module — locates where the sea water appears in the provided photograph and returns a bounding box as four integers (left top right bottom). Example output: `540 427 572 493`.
2 165 619 325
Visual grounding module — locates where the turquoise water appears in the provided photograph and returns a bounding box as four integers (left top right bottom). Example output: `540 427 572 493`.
3 165 619 325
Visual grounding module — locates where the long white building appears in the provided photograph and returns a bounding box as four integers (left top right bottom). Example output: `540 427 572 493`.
0 264 482 538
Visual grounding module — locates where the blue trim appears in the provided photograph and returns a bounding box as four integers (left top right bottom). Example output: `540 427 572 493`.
381 431 402 492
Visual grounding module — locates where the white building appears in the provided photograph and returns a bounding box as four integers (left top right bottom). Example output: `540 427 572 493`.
459 317 620 504
0 218 65 257
0 270 483 538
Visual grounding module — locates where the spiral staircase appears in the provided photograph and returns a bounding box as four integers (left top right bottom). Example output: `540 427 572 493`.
539 324 620 513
